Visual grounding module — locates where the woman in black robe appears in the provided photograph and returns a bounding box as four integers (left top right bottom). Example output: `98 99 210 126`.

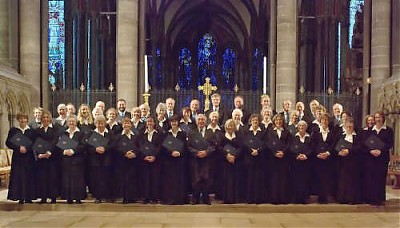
244 114 267 204
311 113 336 203
6 113 36 204
334 117 361 204
363 111 394 205
87 115 114 203
266 113 292 204
359 114 375 203
33 110 60 203
160 115 187 205
115 117 141 204
220 119 245 204
289 120 312 204
138 116 163 204
59 115 86 204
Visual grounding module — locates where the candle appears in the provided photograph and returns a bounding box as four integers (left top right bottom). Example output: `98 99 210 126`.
144 55 149 92
263 56 267 94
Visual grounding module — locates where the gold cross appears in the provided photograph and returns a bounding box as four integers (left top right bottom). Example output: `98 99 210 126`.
198 77 217 112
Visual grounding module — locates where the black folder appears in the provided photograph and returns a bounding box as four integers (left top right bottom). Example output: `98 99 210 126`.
10 132 32 148
267 137 285 152
32 137 52 154
245 135 264 150
335 138 353 151
223 143 240 156
316 142 330 153
190 134 209 151
290 140 311 154
364 134 385 150
87 132 109 148
56 135 78 150
119 136 137 153
139 140 157 156
162 134 184 153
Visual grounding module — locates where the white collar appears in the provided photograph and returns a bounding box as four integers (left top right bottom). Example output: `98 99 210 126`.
121 130 134 136
66 127 80 134
343 131 357 136
144 128 158 134
295 132 310 138
17 125 30 132
319 126 330 133
372 125 387 131
180 118 192 124
40 123 53 129
95 128 109 134
273 127 284 131
249 126 261 132
107 121 118 127
225 132 236 140
168 128 182 134
207 124 221 131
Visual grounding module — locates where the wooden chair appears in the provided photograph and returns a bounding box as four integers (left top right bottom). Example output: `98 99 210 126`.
0 149 11 188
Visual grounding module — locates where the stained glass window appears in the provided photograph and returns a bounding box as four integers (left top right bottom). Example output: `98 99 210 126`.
198 33 217 86
179 47 192 89
48 0 65 88
252 48 264 91
349 0 364 48
222 48 236 89
156 48 162 89
148 47 163 89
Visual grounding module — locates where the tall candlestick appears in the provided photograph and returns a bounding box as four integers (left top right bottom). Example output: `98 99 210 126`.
144 54 149 92
263 56 267 94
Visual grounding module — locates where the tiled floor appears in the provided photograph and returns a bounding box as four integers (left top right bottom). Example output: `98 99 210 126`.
0 188 399 227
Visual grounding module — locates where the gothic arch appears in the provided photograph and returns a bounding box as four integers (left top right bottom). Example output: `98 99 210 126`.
5 91 18 116
17 93 30 115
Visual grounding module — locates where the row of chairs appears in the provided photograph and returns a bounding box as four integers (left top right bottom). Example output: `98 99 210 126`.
0 149 13 188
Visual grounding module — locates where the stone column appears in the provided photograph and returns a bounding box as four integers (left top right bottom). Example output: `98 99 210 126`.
276 0 297 111
269 0 277 110
370 0 391 112
362 0 371 118
20 0 41 109
117 0 139 108
0 0 9 64
41 0 50 110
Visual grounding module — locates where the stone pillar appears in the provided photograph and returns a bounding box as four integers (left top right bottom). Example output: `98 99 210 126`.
370 0 391 112
269 0 277 110
117 0 139 108
362 0 372 118
0 0 9 64
276 0 297 111
41 0 50 110
138 0 146 103
20 0 41 109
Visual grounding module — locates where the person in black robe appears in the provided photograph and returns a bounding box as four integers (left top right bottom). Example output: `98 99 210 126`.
289 120 312 204
179 106 196 133
266 113 292 204
115 117 141 204
334 118 361 204
33 110 60 204
87 115 114 203
243 114 267 204
160 115 188 205
363 111 394 205
220 119 245 204
311 113 336 203
130 107 146 135
155 103 170 135
359 114 375 203
6 113 36 204
138 116 163 204
59 115 86 204
187 114 216 204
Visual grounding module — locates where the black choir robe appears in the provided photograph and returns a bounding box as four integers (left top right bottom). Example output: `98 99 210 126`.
6 127 36 202
115 133 141 202
363 126 394 204
33 125 61 200
334 133 361 204
220 133 245 204
266 128 292 204
138 130 163 202
289 134 313 203
59 130 86 201
107 122 123 199
160 130 188 204
243 129 268 204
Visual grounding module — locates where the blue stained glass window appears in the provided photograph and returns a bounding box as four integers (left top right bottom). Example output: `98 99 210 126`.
48 0 65 88
222 48 236 89
156 48 162 88
252 48 263 91
349 0 364 48
179 47 192 89
148 48 163 89
198 33 217 86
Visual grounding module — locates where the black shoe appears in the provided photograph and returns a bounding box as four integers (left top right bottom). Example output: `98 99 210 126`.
18 200 24 204
143 199 150 204
76 200 82 204
50 198 56 204
25 200 33 204
94 199 101 204
202 195 211 205
67 200 73 204
39 199 47 204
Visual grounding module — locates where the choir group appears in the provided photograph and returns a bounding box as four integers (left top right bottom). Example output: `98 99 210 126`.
5 94 394 206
